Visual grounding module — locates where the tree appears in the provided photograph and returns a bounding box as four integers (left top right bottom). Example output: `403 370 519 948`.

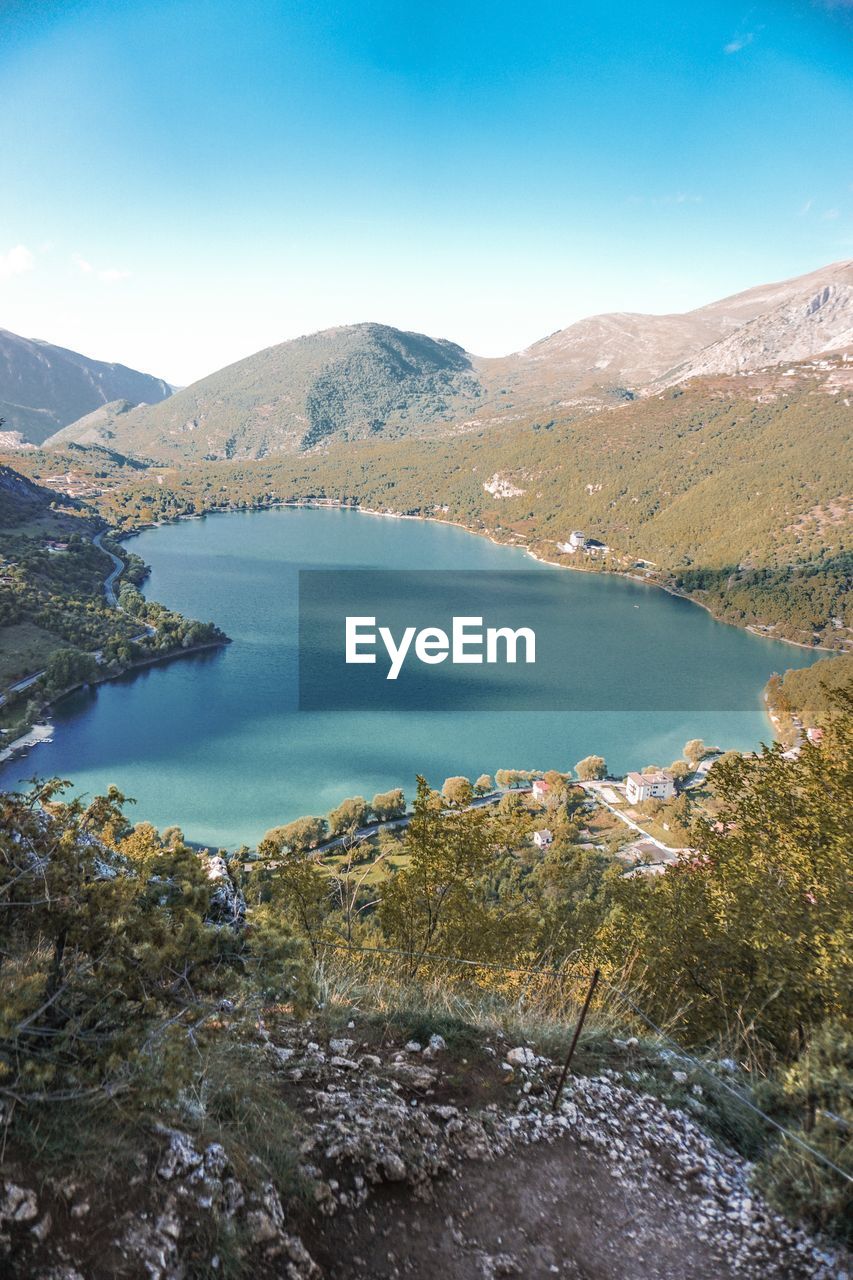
253 828 333 956
473 774 494 796
379 776 516 974
755 1020 853 1243
543 770 567 792
575 755 606 781
0 781 309 1103
442 776 473 807
683 739 707 767
371 788 406 821
43 647 97 693
708 750 741 779
669 760 692 785
495 768 525 789
328 796 369 836
594 693 853 1055
528 844 619 959
263 815 327 852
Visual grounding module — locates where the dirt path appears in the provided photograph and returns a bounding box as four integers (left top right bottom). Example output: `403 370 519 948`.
307 1137 805 1280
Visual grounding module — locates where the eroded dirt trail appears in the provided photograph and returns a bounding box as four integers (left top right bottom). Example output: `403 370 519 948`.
308 1136 800 1280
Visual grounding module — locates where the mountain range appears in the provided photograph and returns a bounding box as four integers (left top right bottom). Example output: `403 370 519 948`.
0 330 172 447
3 259 852 462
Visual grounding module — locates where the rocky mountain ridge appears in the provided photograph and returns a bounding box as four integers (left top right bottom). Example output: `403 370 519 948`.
42 259 853 463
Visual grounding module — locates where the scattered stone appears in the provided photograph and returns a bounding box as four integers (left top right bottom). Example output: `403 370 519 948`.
380 1152 407 1181
155 1127 204 1181
506 1047 536 1068
31 1213 52 1242
423 1033 447 1060
0 1182 39 1225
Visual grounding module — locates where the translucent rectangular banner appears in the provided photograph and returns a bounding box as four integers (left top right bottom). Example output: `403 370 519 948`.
297 569 757 712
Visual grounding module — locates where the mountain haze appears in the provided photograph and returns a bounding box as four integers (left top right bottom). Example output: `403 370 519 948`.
46 259 853 462
0 329 172 446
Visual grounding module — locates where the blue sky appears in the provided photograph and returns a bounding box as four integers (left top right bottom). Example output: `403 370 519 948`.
0 0 851 384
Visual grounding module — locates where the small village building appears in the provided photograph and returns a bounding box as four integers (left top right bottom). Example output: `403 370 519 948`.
558 530 588 553
532 829 553 849
531 779 550 800
806 727 824 744
625 770 676 805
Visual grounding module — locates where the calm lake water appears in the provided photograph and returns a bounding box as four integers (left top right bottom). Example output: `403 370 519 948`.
1 507 820 847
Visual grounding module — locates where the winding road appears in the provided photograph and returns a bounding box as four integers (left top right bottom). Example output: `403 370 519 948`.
93 529 125 606
1 532 141 709
579 780 684 859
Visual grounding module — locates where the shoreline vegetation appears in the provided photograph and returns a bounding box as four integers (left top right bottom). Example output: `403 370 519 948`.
0 507 231 758
0 635 230 764
119 496 843 653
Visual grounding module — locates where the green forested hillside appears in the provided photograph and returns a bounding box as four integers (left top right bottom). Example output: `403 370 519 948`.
766 654 853 741
48 323 486 461
63 371 850 647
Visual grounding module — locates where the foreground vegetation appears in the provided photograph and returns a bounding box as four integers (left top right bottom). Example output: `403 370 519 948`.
2 685 850 1248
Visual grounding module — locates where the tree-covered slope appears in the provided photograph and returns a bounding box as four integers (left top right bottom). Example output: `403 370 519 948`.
64 357 850 648
49 323 485 461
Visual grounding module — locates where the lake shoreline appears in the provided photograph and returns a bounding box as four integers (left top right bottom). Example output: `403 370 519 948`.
0 637 230 766
120 497 839 657
7 503 823 847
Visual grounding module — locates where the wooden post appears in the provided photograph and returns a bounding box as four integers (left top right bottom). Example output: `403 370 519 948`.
552 968 600 1111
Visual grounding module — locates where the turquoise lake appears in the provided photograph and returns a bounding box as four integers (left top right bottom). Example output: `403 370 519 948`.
0 507 820 847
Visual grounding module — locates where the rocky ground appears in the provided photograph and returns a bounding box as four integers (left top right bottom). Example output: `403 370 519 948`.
1 1019 848 1279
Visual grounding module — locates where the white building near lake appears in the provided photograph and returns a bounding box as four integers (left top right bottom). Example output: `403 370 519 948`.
625 770 676 805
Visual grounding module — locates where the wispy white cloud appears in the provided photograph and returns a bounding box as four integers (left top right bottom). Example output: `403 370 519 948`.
822 207 841 220
798 198 814 217
724 32 754 53
0 244 35 281
98 267 131 283
71 252 131 284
